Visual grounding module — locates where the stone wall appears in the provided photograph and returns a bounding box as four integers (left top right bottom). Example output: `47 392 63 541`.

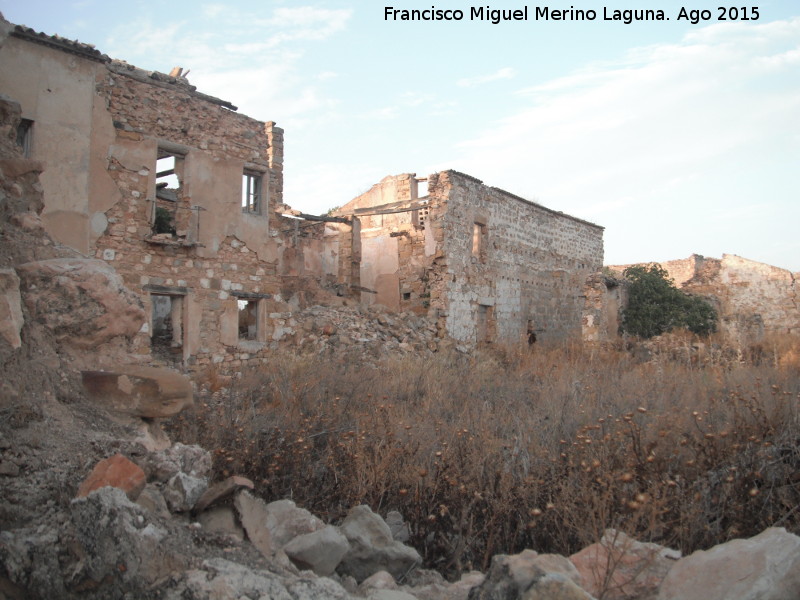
610 254 799 344
332 171 605 347
433 171 604 345
0 26 343 374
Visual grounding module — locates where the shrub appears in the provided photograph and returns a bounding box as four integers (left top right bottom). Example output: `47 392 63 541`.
169 341 800 579
622 264 717 338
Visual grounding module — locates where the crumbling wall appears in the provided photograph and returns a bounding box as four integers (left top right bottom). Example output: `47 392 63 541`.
431 171 604 346
332 174 440 313
0 26 346 374
333 171 605 347
582 273 627 342
681 254 799 343
610 254 799 344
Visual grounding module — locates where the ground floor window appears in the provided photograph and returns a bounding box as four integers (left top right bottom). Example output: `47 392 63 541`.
238 299 260 341
151 293 183 360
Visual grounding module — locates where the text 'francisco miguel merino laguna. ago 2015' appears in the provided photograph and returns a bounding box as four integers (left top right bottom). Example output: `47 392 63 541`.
383 6 762 25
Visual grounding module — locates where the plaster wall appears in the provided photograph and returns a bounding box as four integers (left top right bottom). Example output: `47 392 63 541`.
0 36 103 253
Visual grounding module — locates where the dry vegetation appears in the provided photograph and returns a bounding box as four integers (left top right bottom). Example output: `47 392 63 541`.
170 334 800 578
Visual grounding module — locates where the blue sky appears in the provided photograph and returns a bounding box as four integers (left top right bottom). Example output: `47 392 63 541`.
2 1 798 271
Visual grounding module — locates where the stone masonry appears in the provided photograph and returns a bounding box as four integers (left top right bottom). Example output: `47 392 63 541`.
612 254 799 345
1 20 609 369
330 171 605 347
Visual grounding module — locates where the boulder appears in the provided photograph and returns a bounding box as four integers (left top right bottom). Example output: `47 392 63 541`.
70 487 185 588
168 557 357 600
569 529 680 600
168 558 294 600
81 366 193 418
337 505 422 583
163 472 207 513
135 483 171 518
16 258 145 348
386 510 411 543
0 269 22 349
197 506 244 540
0 526 66 598
234 490 277 558
141 442 211 482
656 527 800 600
284 525 351 576
467 549 590 600
76 453 146 501
194 475 254 513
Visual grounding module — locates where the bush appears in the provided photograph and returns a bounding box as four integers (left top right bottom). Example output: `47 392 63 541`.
622 264 717 338
169 341 800 579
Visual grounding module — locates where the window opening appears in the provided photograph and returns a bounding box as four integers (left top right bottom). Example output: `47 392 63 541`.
238 299 259 340
472 222 486 260
153 149 184 235
151 294 183 362
476 304 495 344
16 119 33 158
242 171 262 214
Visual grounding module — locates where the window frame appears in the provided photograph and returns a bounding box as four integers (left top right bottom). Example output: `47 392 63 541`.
242 170 263 215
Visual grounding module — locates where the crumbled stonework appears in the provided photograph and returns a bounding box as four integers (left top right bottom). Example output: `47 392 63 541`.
610 254 800 344
0 22 612 376
329 172 605 348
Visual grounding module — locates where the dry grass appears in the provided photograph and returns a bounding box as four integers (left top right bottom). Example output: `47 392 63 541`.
170 336 800 579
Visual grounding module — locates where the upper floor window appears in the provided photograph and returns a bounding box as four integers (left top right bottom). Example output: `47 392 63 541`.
242 171 263 214
16 119 33 158
472 222 486 261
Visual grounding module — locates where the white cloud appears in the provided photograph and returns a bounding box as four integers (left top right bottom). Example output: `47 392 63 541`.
457 67 517 87
447 18 800 268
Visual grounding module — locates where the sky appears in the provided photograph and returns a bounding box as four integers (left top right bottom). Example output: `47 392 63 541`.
2 1 798 271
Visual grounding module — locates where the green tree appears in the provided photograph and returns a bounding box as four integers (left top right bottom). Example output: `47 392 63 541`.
621 264 717 338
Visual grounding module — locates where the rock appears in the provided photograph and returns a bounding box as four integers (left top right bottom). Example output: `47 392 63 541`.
9 210 44 232
194 474 254 513
0 526 66 598
135 483 171 518
262 498 326 548
467 549 590 600
168 557 358 600
570 529 680 600
386 510 411 543
656 527 800 600
234 490 276 558
163 471 207 513
16 258 145 349
70 487 185 589
411 571 486 600
284 525 351 576
141 442 212 482
169 557 293 600
361 570 400 591
81 365 193 418
0 269 23 349
76 453 146 501
523 573 595 600
0 459 20 476
369 590 419 600
337 505 422 583
197 505 244 540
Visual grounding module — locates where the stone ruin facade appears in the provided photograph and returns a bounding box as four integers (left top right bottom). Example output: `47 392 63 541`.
325 172 607 347
0 20 611 372
613 254 799 346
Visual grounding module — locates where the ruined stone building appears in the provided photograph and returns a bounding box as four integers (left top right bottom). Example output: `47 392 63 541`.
612 254 799 345
0 21 610 370
325 172 607 346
